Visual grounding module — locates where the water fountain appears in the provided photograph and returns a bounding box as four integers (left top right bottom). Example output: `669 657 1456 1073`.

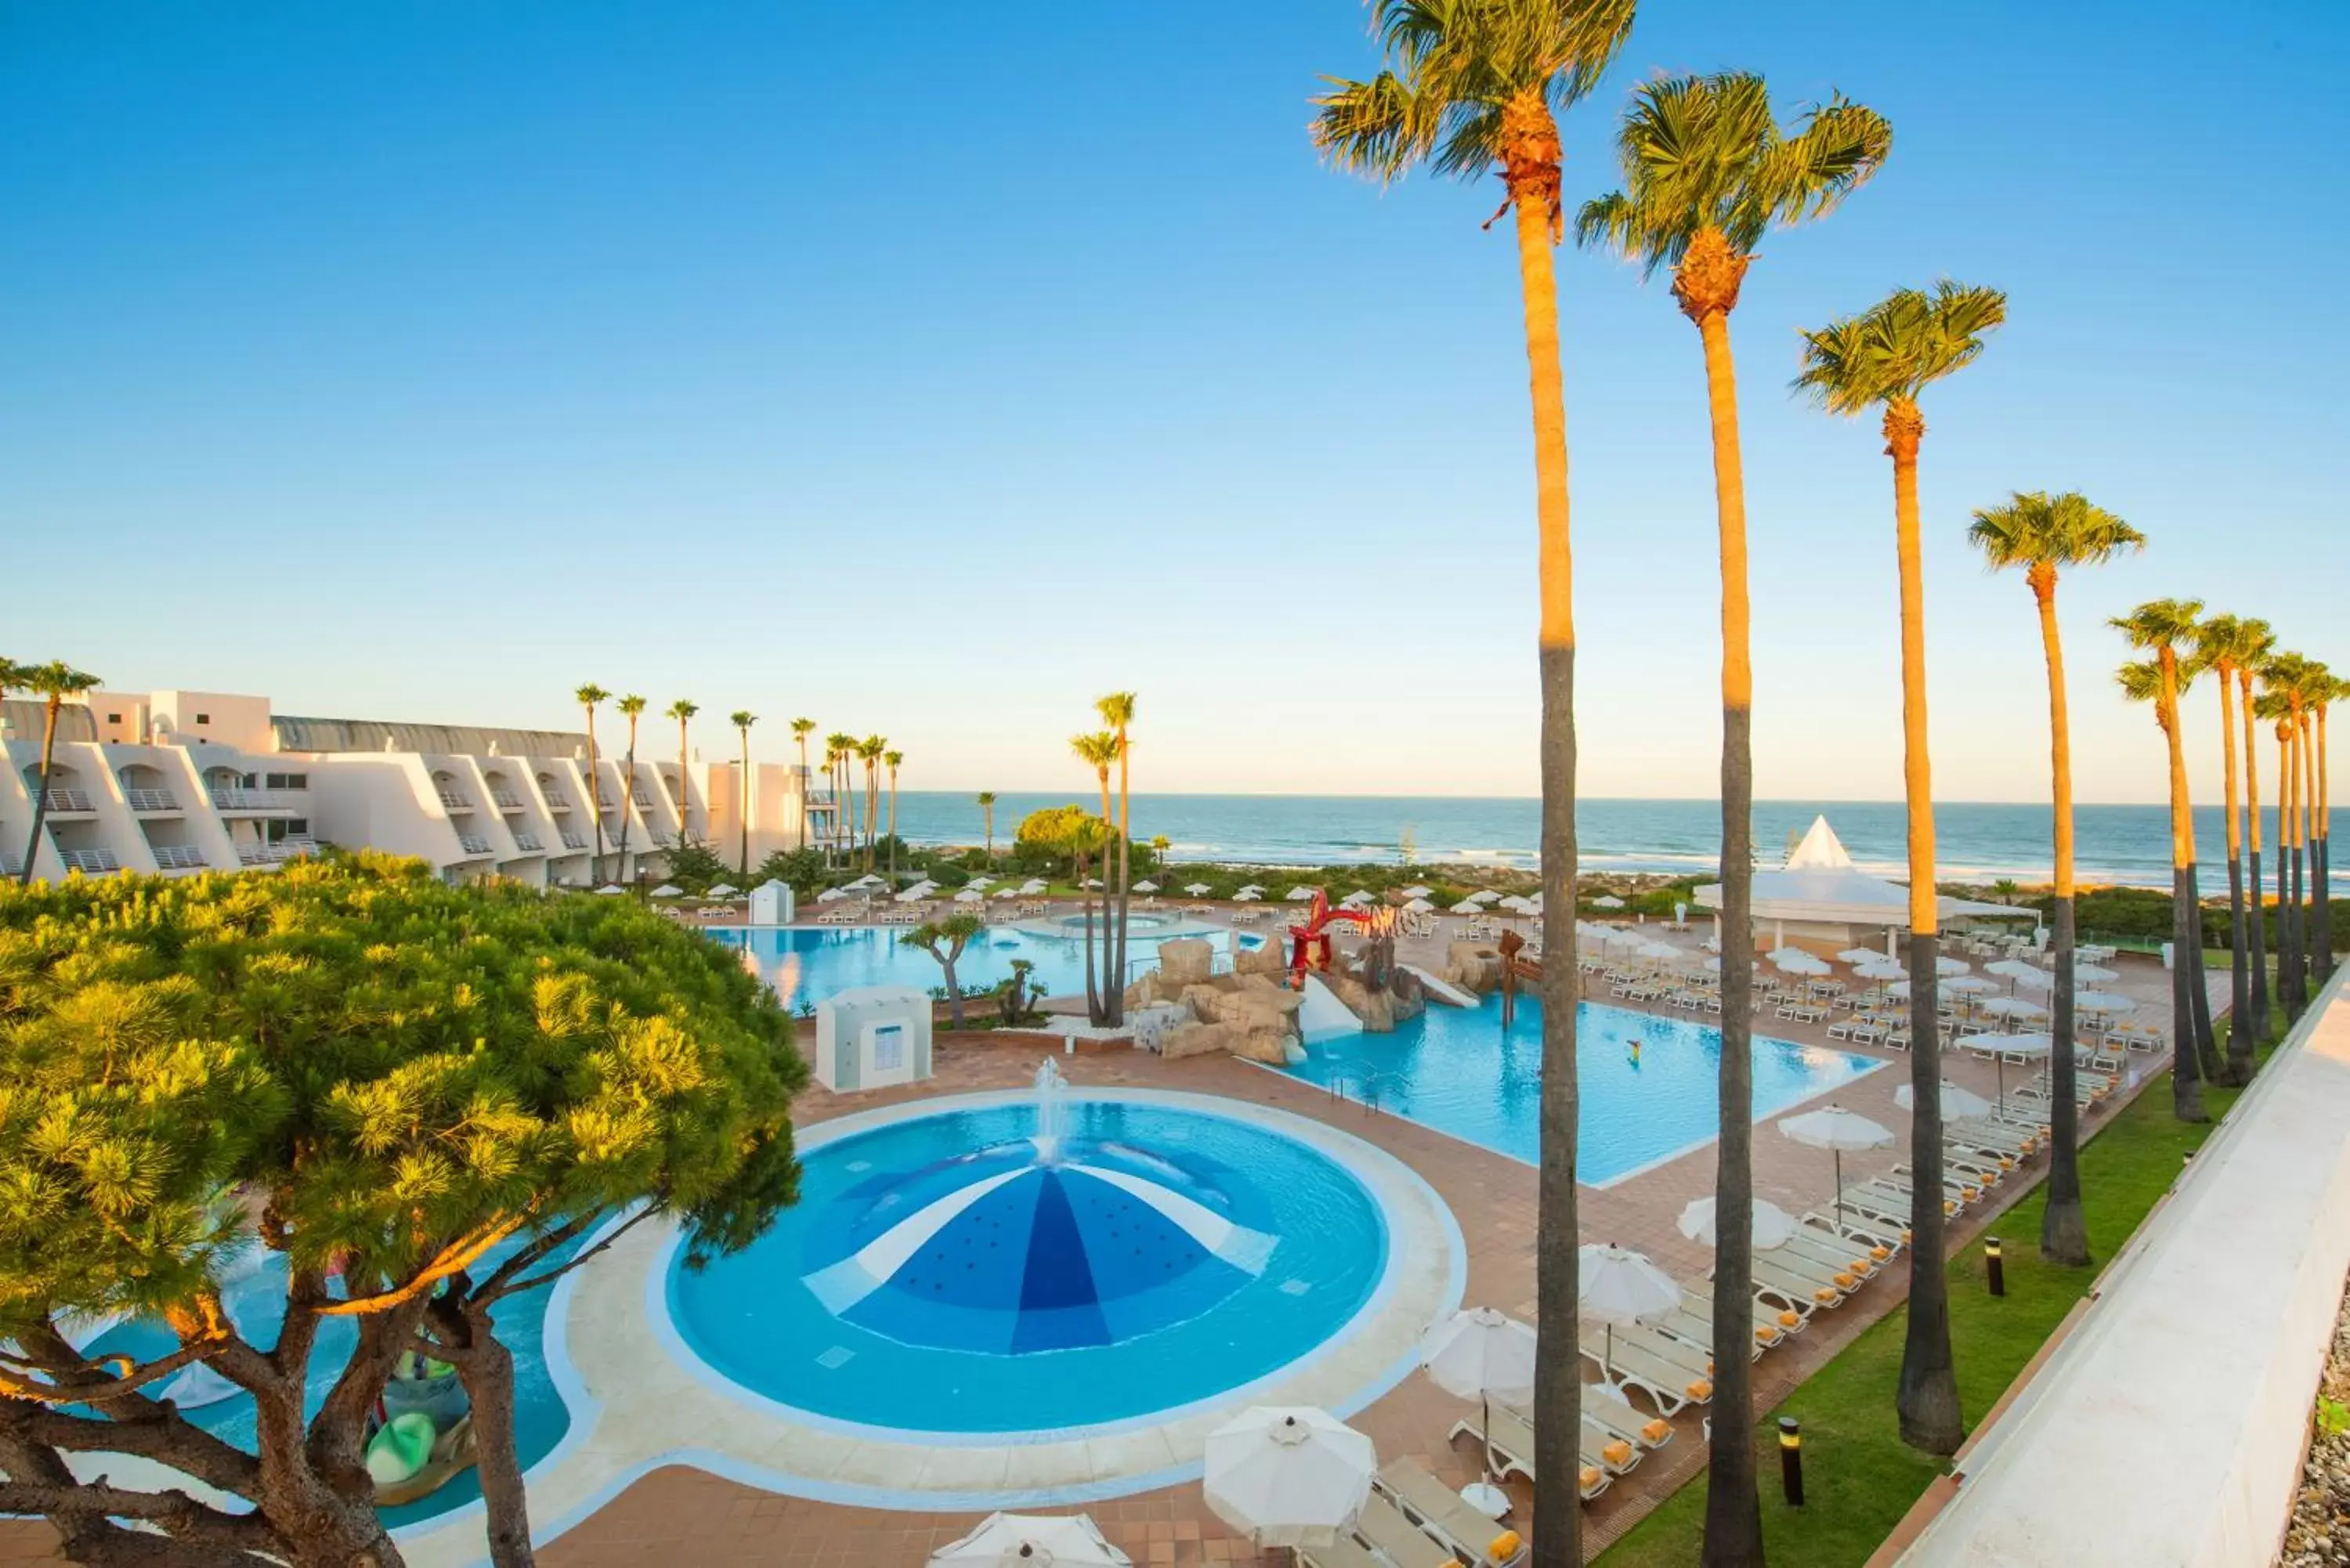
1031 1057 1069 1163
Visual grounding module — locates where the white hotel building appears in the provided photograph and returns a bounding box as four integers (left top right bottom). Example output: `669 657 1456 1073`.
0 688 832 887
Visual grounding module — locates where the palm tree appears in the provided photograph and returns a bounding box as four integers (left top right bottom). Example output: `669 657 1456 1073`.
666 699 700 846
1313 10 1634 1532
1097 692 1138 1029
1068 816 1108 1028
825 732 855 865
1071 731 1122 1024
859 736 886 873
884 749 904 880
978 792 999 861
2233 621 2278 1050
791 717 816 847
902 915 985 1028
2297 667 2327 988
1795 278 2005 1456
609 695 648 881
2256 681 2305 1018
2191 616 2266 1082
2317 672 2341 982
1576 77 1889 1550
575 684 609 884
15 662 103 884
1968 491 2143 1265
2113 599 2212 1123
728 711 757 875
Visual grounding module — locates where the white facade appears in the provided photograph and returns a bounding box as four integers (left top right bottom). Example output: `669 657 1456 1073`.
812 985 933 1092
1 689 826 887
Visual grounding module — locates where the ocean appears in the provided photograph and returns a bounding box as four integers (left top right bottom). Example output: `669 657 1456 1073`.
874 793 2338 892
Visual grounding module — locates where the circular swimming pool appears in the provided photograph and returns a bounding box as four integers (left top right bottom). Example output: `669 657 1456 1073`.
663 1096 1390 1434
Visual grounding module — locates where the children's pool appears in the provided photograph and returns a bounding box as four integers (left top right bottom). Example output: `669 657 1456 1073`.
1282 995 1885 1186
707 922 1261 1013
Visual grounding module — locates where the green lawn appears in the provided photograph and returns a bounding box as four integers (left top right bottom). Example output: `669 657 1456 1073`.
1595 1052 2258 1567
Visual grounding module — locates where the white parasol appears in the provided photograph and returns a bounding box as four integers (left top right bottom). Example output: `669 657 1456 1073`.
1895 1078 1994 1122
1677 1196 1799 1252
1578 1243 1681 1387
1202 1407 1374 1549
930 1512 1130 1566
1778 1104 1895 1236
1770 948 1831 977
1417 1307 1537 1509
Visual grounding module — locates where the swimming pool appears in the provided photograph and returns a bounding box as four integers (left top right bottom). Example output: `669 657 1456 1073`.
1283 995 1885 1186
74 1232 583 1529
707 923 1260 1013
663 1093 1390 1435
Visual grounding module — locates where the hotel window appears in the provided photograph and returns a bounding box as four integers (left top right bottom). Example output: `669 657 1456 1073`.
196 714 210 725
107 713 121 724
265 772 309 790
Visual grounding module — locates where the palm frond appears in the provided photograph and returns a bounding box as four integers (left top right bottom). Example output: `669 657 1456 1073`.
2115 659 2164 704
1967 490 2144 573
1311 72 1439 182
2110 597 2206 652
1794 279 2008 414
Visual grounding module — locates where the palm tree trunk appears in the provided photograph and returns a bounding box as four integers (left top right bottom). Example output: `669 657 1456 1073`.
1885 402 1962 1456
888 768 898 881
679 725 692 847
614 734 638 881
1079 845 1101 1024
739 731 752 876
18 698 62 884
1500 92 1582 1568
2241 669 2269 1054
584 713 604 886
1112 738 1131 1030
2183 859 2220 1080
2218 669 2251 1083
2319 706 2334 980
2301 714 2320 986
2031 571 2089 1264
2161 659 2210 1122
2283 724 2307 1017
1691 299 1764 1566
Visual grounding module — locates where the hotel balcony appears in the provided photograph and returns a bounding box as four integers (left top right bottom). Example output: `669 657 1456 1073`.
559 829 589 851
512 831 544 852
491 789 526 812
150 845 207 870
56 847 120 874
122 787 180 812
542 796 572 814
454 833 493 857
437 788 473 812
233 838 318 868
210 788 297 815
39 788 95 815
0 849 20 877
631 789 656 811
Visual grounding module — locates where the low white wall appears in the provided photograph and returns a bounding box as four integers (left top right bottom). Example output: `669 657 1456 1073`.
1895 966 2350 1568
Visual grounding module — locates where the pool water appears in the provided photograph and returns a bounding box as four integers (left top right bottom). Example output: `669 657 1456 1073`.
665 1099 1388 1433
709 923 1260 1013
76 1232 584 1529
1283 996 1884 1185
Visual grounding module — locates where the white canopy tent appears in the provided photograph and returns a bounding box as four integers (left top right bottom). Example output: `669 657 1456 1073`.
1696 815 2032 947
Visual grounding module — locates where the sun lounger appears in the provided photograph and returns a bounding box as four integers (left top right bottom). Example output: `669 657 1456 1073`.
1354 1491 1462 1568
1296 1534 1390 1568
1451 1401 1609 1502
1575 1390 1673 1454
1377 1460 1528 1567
1576 1327 1712 1415
1750 1255 1855 1315
1808 1205 1907 1252
1890 1163 1985 1204
1782 1222 1892 1276
1653 1286 1796 1353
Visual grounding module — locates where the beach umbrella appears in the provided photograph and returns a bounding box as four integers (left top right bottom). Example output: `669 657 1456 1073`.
1234 889 1262 901
930 1512 1130 1567
1778 1104 1894 1237
1936 956 1972 977
1769 947 1831 977
2016 963 2115 988
1636 941 1683 963
1977 995 2047 1021
594 884 625 896
1578 1244 1681 1388
1592 894 1625 909
1853 958 1906 983
1133 880 1159 894
1202 1407 1375 1549
816 886 847 902
954 888 984 903
848 873 885 890
1943 974 1996 995
1986 959 2048 987
649 883 684 898
1418 1307 1536 1509
2074 992 2135 1014
993 886 1021 900
1286 887 1318 901
1237 883 1266 895
897 885 930 902
707 883 740 898
1836 947 1884 964
1084 877 1103 889
1401 898 1434 913
1400 885 1432 898
1895 1079 1994 1122
1020 879 1048 894
1677 1196 1799 1252
1497 895 1536 912
1184 882 1212 896
1965 1031 2052 1111
1450 898 1487 914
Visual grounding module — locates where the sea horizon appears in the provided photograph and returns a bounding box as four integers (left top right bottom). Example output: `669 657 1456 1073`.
874 791 2339 894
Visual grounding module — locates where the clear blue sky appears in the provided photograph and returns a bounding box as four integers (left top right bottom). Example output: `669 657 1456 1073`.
5 0 2343 804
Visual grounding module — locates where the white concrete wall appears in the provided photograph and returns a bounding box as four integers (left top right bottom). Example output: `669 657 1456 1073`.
1894 967 2350 1568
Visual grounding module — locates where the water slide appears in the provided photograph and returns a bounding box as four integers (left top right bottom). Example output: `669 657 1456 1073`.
1296 975 1365 1043
1401 965 1478 1009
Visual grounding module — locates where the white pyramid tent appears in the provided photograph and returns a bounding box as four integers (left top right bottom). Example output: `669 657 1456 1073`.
1694 815 2028 938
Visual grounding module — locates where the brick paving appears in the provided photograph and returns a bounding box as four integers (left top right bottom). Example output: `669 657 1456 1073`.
0 933 2203 1567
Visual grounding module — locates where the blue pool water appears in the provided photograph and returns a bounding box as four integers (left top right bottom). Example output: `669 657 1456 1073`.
665 1099 1388 1433
708 922 1260 1013
1284 997 1884 1185
77 1232 584 1529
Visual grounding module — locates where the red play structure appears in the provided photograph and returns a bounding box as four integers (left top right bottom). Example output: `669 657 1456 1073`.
1285 889 1394 988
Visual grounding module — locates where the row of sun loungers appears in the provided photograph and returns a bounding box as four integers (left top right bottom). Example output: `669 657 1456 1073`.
1295 1457 1532 1567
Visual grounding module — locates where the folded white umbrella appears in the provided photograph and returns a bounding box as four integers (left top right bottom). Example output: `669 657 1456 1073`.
1770 947 1831 976
1677 1196 1798 1252
929 1512 1130 1566
1184 883 1212 895
649 883 684 898
1578 1244 1681 1386
1202 1407 1374 1549
1133 880 1159 893
1895 1078 1994 1122
1779 1104 1895 1236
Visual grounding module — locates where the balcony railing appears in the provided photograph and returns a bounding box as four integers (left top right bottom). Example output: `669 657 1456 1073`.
58 847 121 874
210 788 292 813
542 796 572 814
631 789 656 810
559 829 588 851
40 789 94 814
0 851 20 876
122 788 179 812
437 789 473 812
455 833 493 856
235 839 318 867
490 790 526 812
150 845 208 869
511 832 544 852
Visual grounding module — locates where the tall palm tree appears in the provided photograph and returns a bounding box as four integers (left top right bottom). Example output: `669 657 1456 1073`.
609 695 648 880
1576 77 1889 1552
2191 616 2265 1082
2308 667 2337 982
1071 730 1121 1024
2256 682 2305 1018
884 749 904 880
1795 278 2005 1456
575 684 609 884
859 736 887 873
791 717 816 847
1097 692 1138 1028
729 710 758 875
15 662 103 884
2113 599 2211 1122
825 732 855 865
667 699 700 845
978 791 999 861
1313 10 1634 1536
2233 621 2277 1050
1968 491 2143 1265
